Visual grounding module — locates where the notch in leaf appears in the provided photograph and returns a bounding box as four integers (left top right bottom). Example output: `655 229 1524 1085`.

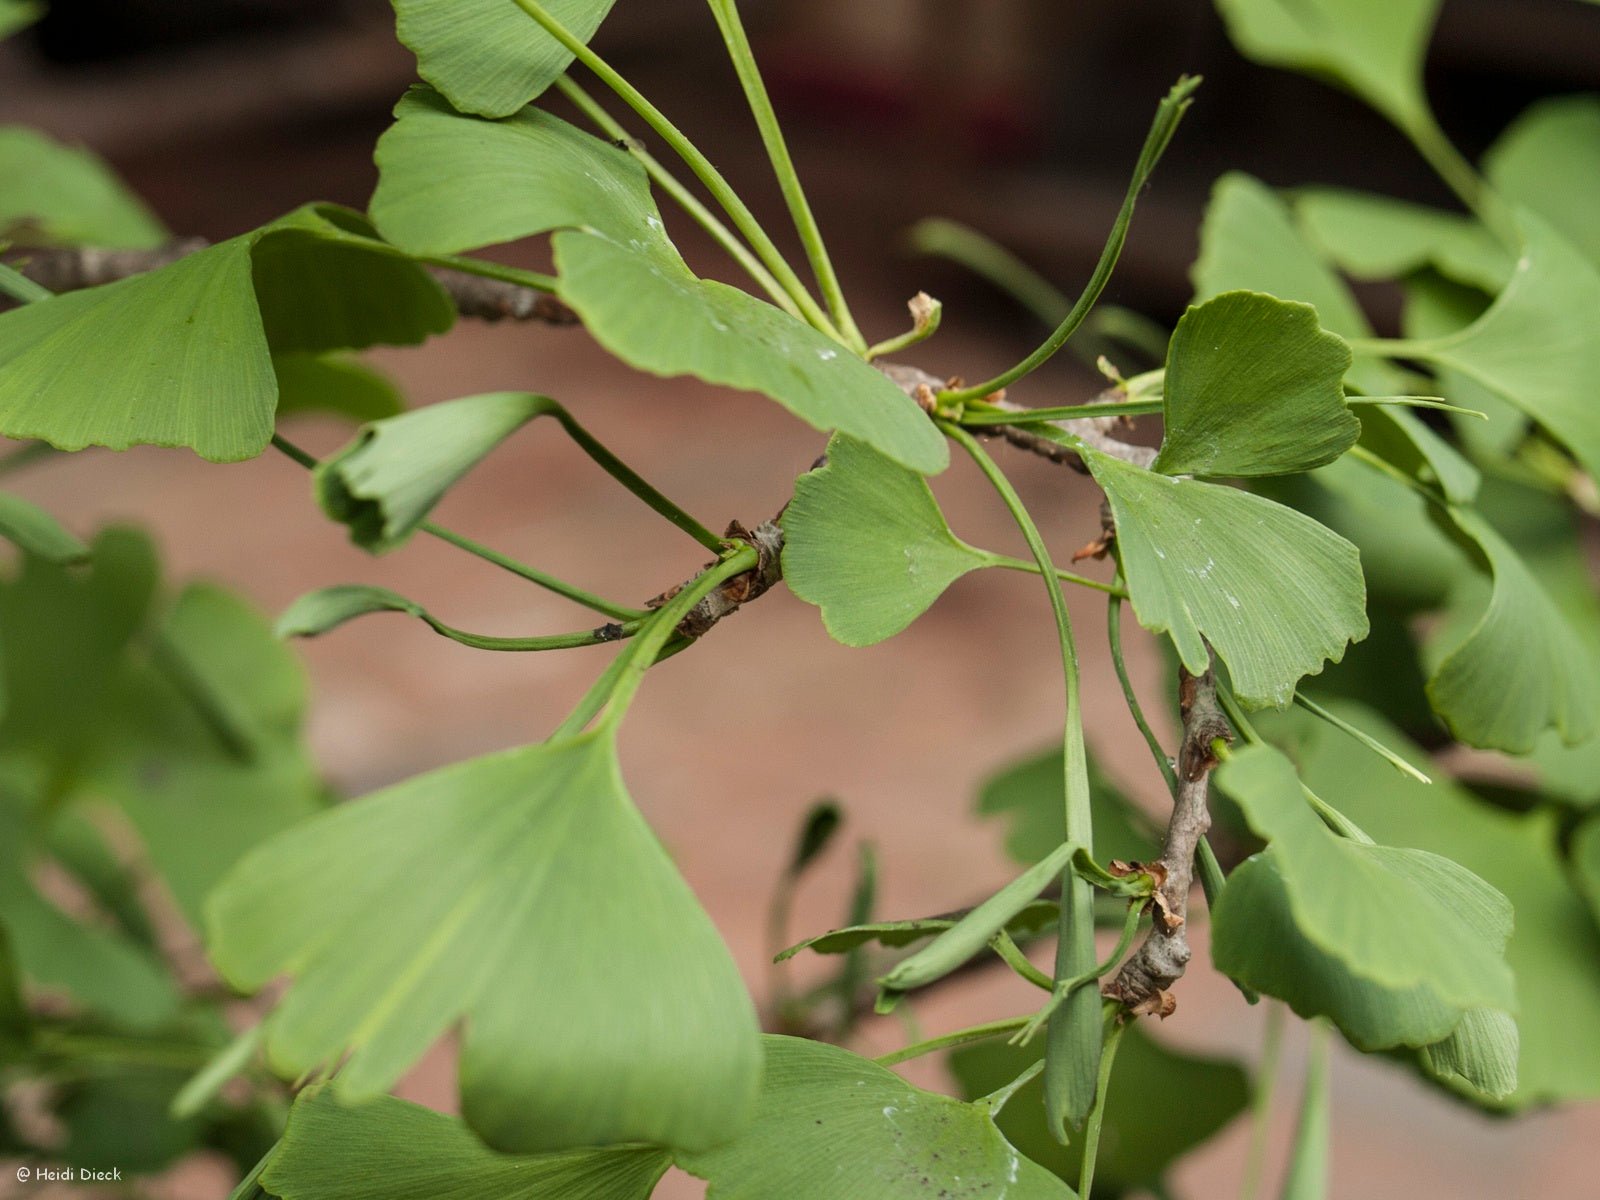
1154 290 1358 478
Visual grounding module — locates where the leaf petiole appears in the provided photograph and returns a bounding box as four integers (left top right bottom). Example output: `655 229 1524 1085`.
872 1015 1034 1068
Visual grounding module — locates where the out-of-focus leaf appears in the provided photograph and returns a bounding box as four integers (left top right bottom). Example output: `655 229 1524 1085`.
0 923 29 1052
1086 449 1368 708
1258 701 1600 1107
1572 817 1600 928
1213 0 1440 135
0 126 167 249
782 435 987 646
1417 214 1600 483
0 492 87 563
206 732 760 1154
1293 189 1510 292
262 1087 669 1200
778 900 1059 961
0 0 43 39
57 1069 201 1174
1401 273 1524 458
949 1026 1249 1196
1280 1029 1330 1200
0 205 450 461
1356 405 1479 504
1419 1008 1519 1102
676 1035 1073 1200
1425 507 1599 753
1192 173 1401 395
273 354 404 424
393 0 618 119
1212 745 1514 1012
1155 291 1358 478
785 800 842 877
371 92 946 474
1484 94 1600 269
977 745 1158 867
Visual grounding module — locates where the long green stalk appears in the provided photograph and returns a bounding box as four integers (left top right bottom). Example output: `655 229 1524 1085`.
943 422 1100 1138
706 0 865 352
511 0 841 341
940 78 1199 405
554 75 800 319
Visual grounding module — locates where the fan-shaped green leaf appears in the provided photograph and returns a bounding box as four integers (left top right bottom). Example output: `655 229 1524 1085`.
1213 0 1441 133
1085 450 1367 707
1418 214 1600 483
261 1088 669 1200
1356 405 1479 504
393 0 617 119
1426 507 1599 752
0 493 86 563
205 731 760 1154
273 354 404 424
1155 290 1358 478
0 127 167 249
1293 189 1511 292
316 392 556 553
1256 701 1600 1108
0 205 449 461
1484 94 1600 269
782 435 985 645
1213 744 1514 1011
1192 173 1401 395
950 1027 1249 1197
555 233 947 473
1420 1008 1519 1102
1401 273 1524 458
675 1035 1074 1200
370 87 655 256
276 585 424 639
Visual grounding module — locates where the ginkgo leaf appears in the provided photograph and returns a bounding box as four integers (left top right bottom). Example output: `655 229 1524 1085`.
316 393 557 553
674 1036 1073 1200
205 731 760 1154
782 435 987 646
1212 744 1514 1011
1483 94 1600 269
276 585 429 639
370 91 946 474
0 126 167 249
1400 273 1525 459
370 87 656 256
273 354 404 425
1213 0 1441 134
1192 173 1402 395
1426 507 1600 752
1420 1008 1519 1102
554 233 947 473
393 0 618 119
951 1027 1249 1197
1293 188 1511 292
1257 701 1600 1108
1154 290 1358 478
1414 213 1600 483
1085 449 1368 708
0 205 450 461
0 492 87 563
261 1088 670 1200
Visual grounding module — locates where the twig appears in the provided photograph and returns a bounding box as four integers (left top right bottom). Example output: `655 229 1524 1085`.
1102 664 1231 1015
5 242 580 325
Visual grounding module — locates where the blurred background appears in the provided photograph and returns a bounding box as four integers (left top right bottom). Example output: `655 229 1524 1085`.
3 0 1599 1196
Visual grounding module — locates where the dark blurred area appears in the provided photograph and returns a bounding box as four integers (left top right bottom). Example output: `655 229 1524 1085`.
5 0 1599 331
